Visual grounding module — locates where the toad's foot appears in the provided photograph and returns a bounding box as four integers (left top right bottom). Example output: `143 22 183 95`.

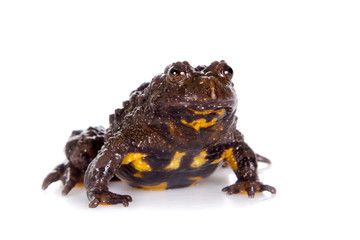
87 190 133 208
222 180 276 198
42 162 83 195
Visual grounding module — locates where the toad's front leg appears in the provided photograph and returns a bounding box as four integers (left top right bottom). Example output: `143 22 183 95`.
222 138 276 197
84 142 132 208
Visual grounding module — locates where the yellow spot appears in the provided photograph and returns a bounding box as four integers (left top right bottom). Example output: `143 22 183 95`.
165 151 186 170
210 148 238 171
216 108 226 117
211 156 223 165
140 182 168 190
188 176 203 187
167 121 175 134
122 153 152 172
133 172 142 178
181 118 217 131
224 148 238 171
181 108 226 131
188 108 226 117
191 151 207 168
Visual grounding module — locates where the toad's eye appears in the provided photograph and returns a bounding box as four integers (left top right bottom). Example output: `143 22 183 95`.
170 69 184 77
168 67 186 82
224 67 233 76
171 69 179 76
221 66 233 81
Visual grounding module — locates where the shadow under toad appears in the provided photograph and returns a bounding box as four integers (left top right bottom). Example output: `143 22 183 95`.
44 167 275 211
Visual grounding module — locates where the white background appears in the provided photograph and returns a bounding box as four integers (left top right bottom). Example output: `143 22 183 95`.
1 0 359 239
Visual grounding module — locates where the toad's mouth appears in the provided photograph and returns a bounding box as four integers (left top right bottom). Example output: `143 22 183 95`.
174 99 237 111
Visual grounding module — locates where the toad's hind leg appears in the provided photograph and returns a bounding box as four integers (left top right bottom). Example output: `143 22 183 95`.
42 126 105 195
42 162 83 195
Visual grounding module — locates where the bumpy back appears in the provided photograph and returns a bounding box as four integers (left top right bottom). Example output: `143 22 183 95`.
106 82 150 139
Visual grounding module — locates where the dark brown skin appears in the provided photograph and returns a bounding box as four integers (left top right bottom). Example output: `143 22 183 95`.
42 60 276 208
42 127 105 195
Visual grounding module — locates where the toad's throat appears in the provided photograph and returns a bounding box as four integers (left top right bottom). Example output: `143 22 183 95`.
181 118 217 131
180 108 225 131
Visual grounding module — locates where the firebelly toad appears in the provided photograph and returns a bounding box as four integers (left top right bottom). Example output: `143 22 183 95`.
42 60 276 208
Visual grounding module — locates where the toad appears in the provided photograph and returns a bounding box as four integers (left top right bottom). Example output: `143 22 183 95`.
42 60 276 208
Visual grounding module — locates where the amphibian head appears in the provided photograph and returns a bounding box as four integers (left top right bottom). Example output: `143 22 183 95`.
145 60 238 147
150 60 236 110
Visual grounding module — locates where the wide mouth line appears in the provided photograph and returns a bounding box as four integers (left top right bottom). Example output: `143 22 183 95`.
172 100 237 110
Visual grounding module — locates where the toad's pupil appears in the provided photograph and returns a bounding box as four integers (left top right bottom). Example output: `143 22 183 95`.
225 67 233 75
